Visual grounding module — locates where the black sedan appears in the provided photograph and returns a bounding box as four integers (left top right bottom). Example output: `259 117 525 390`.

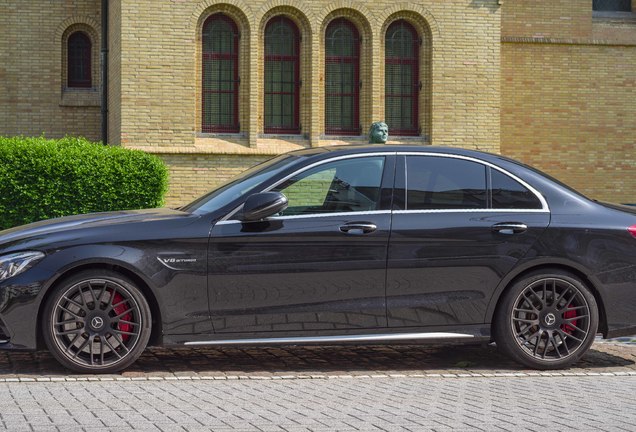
0 145 635 373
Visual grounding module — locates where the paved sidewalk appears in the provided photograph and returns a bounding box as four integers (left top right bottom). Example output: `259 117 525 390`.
0 375 635 431
0 343 634 431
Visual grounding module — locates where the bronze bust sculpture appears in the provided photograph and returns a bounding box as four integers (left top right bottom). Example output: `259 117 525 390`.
369 121 388 144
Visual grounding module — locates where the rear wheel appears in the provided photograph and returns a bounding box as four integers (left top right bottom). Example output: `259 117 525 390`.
42 270 152 373
494 269 598 369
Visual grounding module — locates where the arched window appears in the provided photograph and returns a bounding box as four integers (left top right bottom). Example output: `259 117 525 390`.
202 14 240 133
385 20 419 136
67 32 92 88
325 19 360 135
264 16 300 134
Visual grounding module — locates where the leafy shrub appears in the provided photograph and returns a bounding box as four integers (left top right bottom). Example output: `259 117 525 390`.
0 136 168 229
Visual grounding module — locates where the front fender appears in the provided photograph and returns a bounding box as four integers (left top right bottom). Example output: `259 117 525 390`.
0 244 163 350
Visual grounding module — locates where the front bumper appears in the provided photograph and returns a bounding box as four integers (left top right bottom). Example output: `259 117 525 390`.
0 269 51 350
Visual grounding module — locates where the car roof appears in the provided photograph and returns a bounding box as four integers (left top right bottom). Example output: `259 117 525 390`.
289 144 506 164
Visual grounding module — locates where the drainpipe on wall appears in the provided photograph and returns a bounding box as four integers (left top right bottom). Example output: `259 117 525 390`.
101 0 109 145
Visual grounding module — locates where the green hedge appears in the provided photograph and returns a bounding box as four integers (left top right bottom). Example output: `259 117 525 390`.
0 136 169 230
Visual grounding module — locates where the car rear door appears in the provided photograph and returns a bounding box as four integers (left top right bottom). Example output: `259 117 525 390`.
207 154 395 333
387 153 550 328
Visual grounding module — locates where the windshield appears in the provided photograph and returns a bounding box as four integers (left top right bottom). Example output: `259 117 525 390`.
182 154 301 215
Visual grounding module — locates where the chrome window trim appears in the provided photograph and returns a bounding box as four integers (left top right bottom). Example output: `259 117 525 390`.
398 152 550 213
216 210 391 225
393 209 549 215
218 150 550 223
220 153 395 221
184 331 474 346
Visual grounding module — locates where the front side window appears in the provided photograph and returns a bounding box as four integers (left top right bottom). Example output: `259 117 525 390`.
593 0 631 11
385 20 419 136
202 14 240 133
274 157 385 215
405 156 487 210
325 19 360 135
264 16 300 134
68 32 92 88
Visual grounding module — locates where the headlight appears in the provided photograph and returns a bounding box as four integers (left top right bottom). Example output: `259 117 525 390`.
0 251 45 283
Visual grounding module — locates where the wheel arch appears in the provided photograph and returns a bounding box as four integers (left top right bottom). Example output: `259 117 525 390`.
36 262 163 350
487 261 608 338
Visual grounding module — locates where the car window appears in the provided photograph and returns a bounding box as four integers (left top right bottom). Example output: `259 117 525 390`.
491 168 543 209
273 157 385 216
406 156 487 210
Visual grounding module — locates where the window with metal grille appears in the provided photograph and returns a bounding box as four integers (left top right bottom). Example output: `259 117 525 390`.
264 16 300 134
202 14 240 133
325 19 360 135
385 20 419 136
67 32 92 88
593 0 631 11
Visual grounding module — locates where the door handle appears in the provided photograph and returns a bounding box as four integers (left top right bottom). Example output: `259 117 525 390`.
492 222 528 235
339 223 377 235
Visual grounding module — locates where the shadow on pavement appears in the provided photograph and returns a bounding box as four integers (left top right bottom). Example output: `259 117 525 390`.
0 343 633 377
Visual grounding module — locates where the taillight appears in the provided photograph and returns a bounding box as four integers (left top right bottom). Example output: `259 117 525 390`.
629 225 636 238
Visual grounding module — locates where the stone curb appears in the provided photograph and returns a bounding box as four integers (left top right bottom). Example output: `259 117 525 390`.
0 371 634 383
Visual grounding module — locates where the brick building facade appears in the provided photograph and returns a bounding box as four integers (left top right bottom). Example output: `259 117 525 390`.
0 0 634 206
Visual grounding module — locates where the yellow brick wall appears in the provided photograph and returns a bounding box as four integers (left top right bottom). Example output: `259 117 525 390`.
3 1 633 207
158 154 269 205
0 0 102 141
501 1 636 204
502 0 592 39
117 0 500 153
113 0 502 206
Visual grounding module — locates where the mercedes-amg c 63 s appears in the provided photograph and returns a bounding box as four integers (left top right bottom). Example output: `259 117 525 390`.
0 145 634 373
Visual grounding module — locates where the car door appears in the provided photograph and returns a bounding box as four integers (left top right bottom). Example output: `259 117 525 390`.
207 154 395 333
387 154 550 328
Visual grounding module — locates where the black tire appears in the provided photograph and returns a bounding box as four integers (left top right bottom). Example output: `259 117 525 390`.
494 269 598 370
42 270 152 373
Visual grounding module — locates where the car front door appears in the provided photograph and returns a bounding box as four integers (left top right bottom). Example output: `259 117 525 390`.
207 154 394 334
387 154 550 328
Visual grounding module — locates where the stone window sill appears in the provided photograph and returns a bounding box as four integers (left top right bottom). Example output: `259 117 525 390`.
60 88 100 107
593 11 636 24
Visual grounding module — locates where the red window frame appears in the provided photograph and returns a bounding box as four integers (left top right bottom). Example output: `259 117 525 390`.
202 14 240 133
385 20 419 136
325 18 360 136
264 16 301 134
67 32 92 88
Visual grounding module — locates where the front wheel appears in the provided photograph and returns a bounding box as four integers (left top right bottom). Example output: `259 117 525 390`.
494 269 599 369
42 270 152 373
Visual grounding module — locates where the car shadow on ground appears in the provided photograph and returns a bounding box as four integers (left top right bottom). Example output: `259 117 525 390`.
0 343 633 377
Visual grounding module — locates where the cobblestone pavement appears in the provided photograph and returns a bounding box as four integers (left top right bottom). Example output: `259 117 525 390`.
0 342 634 431
0 341 634 380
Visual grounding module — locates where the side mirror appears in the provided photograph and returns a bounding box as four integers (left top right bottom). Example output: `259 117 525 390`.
241 192 288 222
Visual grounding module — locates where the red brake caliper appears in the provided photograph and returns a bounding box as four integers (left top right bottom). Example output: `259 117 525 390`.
561 306 577 334
112 292 132 342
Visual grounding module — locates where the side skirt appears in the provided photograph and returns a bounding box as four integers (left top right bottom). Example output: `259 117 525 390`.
180 331 482 347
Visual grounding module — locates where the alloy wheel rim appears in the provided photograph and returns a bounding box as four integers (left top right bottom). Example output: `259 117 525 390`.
510 278 591 362
51 279 142 369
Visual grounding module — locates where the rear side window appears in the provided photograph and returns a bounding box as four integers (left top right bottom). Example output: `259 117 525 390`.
491 169 542 209
406 156 487 210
